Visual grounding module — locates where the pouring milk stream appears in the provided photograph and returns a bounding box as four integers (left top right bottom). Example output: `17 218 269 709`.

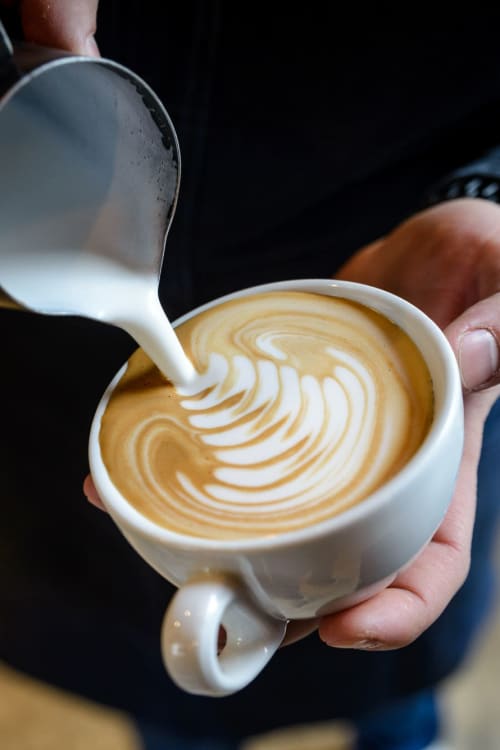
0 38 196 386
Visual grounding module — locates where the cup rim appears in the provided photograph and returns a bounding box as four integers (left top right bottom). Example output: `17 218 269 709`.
89 278 463 553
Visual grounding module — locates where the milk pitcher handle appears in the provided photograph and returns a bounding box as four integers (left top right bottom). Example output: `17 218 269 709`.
161 577 287 697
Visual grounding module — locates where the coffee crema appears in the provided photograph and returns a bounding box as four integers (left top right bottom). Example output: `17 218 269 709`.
100 291 434 540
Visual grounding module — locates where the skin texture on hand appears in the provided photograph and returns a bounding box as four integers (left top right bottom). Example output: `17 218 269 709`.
0 0 100 55
318 198 500 650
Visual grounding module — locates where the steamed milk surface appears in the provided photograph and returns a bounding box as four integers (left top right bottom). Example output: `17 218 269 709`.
100 291 433 540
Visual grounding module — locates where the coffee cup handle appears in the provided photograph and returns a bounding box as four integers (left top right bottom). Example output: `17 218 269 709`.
161 577 287 696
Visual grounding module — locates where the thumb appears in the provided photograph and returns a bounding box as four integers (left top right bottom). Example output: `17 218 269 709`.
20 0 100 56
445 292 500 393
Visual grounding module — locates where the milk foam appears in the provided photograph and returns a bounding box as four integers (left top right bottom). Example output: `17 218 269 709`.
100 291 434 539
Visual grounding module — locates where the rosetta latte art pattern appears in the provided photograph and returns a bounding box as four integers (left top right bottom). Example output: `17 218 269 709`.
100 292 433 540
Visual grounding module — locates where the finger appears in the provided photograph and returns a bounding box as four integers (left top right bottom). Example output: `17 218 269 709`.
20 0 99 56
83 474 107 511
318 388 493 650
445 293 500 392
318 536 469 651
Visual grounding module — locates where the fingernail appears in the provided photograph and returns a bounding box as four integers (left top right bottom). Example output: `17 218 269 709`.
84 35 100 57
458 329 500 392
327 639 385 650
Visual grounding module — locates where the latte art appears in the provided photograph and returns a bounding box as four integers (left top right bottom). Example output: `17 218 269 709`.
100 292 434 539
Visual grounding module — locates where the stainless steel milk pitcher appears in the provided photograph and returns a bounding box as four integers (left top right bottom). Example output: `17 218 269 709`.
0 20 181 315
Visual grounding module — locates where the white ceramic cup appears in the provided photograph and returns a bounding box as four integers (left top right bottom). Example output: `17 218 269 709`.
89 279 464 697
